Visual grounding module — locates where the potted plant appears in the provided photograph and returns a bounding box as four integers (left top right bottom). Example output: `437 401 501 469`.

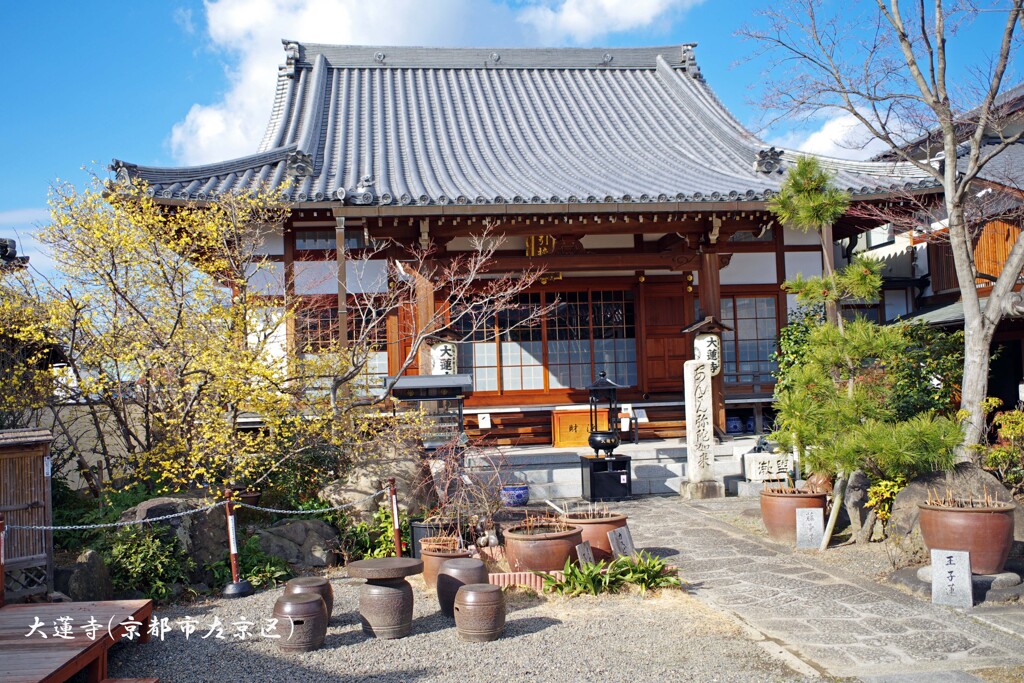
502 515 583 572
918 487 1016 575
420 533 471 588
500 483 530 507
559 504 627 561
758 480 828 544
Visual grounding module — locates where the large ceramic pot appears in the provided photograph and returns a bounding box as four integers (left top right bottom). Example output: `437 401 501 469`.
918 502 1016 575
559 511 627 561
759 490 828 544
503 523 583 572
421 547 472 588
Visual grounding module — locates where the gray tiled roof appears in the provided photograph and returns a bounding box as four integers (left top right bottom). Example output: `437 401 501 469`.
111 43 937 206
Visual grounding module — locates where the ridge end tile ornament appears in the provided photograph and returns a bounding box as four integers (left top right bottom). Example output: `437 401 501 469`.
681 360 724 499
286 152 313 179
754 147 785 174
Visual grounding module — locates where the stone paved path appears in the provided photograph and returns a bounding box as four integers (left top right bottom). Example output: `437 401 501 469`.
617 496 1024 680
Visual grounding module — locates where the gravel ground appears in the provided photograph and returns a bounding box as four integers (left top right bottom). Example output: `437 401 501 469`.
104 573 825 683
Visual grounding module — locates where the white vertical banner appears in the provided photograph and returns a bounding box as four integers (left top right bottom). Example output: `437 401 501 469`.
431 342 457 375
227 513 238 555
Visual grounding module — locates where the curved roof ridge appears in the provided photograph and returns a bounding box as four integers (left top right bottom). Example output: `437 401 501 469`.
287 41 695 70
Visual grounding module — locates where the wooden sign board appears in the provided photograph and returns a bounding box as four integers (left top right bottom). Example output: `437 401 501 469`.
576 541 596 566
607 526 636 559
795 508 824 549
931 549 973 609
552 410 608 448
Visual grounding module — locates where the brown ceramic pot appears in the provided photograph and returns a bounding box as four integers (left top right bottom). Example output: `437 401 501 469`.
918 502 1016 575
503 523 583 572
454 583 505 642
284 576 334 617
759 490 827 545
271 592 328 652
437 558 488 618
559 512 627 561
421 548 472 588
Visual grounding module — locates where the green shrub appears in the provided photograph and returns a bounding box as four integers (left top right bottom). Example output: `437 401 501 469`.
208 535 293 589
106 525 195 602
53 481 156 553
538 557 627 596
615 552 683 594
537 552 682 597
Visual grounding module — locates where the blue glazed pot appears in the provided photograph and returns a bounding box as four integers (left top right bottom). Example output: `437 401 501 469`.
501 484 530 507
726 417 744 434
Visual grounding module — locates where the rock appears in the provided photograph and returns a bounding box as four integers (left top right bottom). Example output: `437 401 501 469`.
192 582 211 594
889 463 1024 561
65 549 113 602
256 519 339 567
845 470 870 533
318 448 435 521
119 495 228 582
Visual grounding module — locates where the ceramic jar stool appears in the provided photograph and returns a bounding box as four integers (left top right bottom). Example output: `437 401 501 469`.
453 583 505 642
347 557 424 639
271 592 328 652
284 576 334 617
437 558 488 618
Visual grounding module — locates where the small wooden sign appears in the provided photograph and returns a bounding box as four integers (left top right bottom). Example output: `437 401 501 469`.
607 526 636 559
931 549 972 609
795 508 824 549
477 413 492 429
576 541 596 566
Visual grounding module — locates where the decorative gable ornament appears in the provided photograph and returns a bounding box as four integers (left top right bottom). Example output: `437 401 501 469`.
350 175 376 205
755 147 784 174
286 152 313 179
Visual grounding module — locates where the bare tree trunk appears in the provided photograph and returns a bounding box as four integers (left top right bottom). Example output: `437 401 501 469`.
959 324 996 459
855 509 877 544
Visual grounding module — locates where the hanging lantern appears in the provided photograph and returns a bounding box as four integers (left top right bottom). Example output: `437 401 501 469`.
586 371 621 457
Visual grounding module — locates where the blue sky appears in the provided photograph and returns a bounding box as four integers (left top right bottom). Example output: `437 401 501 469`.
1 0 1013 273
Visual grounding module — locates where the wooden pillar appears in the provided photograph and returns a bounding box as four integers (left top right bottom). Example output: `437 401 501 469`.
698 250 726 433
414 218 436 372
283 223 296 354
335 216 348 346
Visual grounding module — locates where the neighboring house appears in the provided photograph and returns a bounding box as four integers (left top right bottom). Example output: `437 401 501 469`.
847 89 1024 408
110 42 937 446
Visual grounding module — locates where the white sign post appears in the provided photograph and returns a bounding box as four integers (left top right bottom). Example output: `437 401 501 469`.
682 360 724 499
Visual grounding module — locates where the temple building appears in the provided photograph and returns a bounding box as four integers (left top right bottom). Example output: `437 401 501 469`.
110 42 939 449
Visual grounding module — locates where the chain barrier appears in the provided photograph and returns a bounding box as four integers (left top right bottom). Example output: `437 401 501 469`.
5 488 388 532
235 489 386 515
6 501 228 532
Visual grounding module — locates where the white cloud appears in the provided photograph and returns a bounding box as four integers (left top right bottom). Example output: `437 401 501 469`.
771 112 891 161
171 0 523 165
173 7 196 35
518 0 702 43
0 208 50 227
171 0 704 165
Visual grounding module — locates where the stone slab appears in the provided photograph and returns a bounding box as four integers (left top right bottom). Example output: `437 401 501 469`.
916 565 1022 590
930 549 973 609
681 480 724 500
734 480 765 497
859 673 985 683
795 508 824 549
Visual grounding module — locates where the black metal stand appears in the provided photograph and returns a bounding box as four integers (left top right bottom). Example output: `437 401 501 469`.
580 455 632 502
